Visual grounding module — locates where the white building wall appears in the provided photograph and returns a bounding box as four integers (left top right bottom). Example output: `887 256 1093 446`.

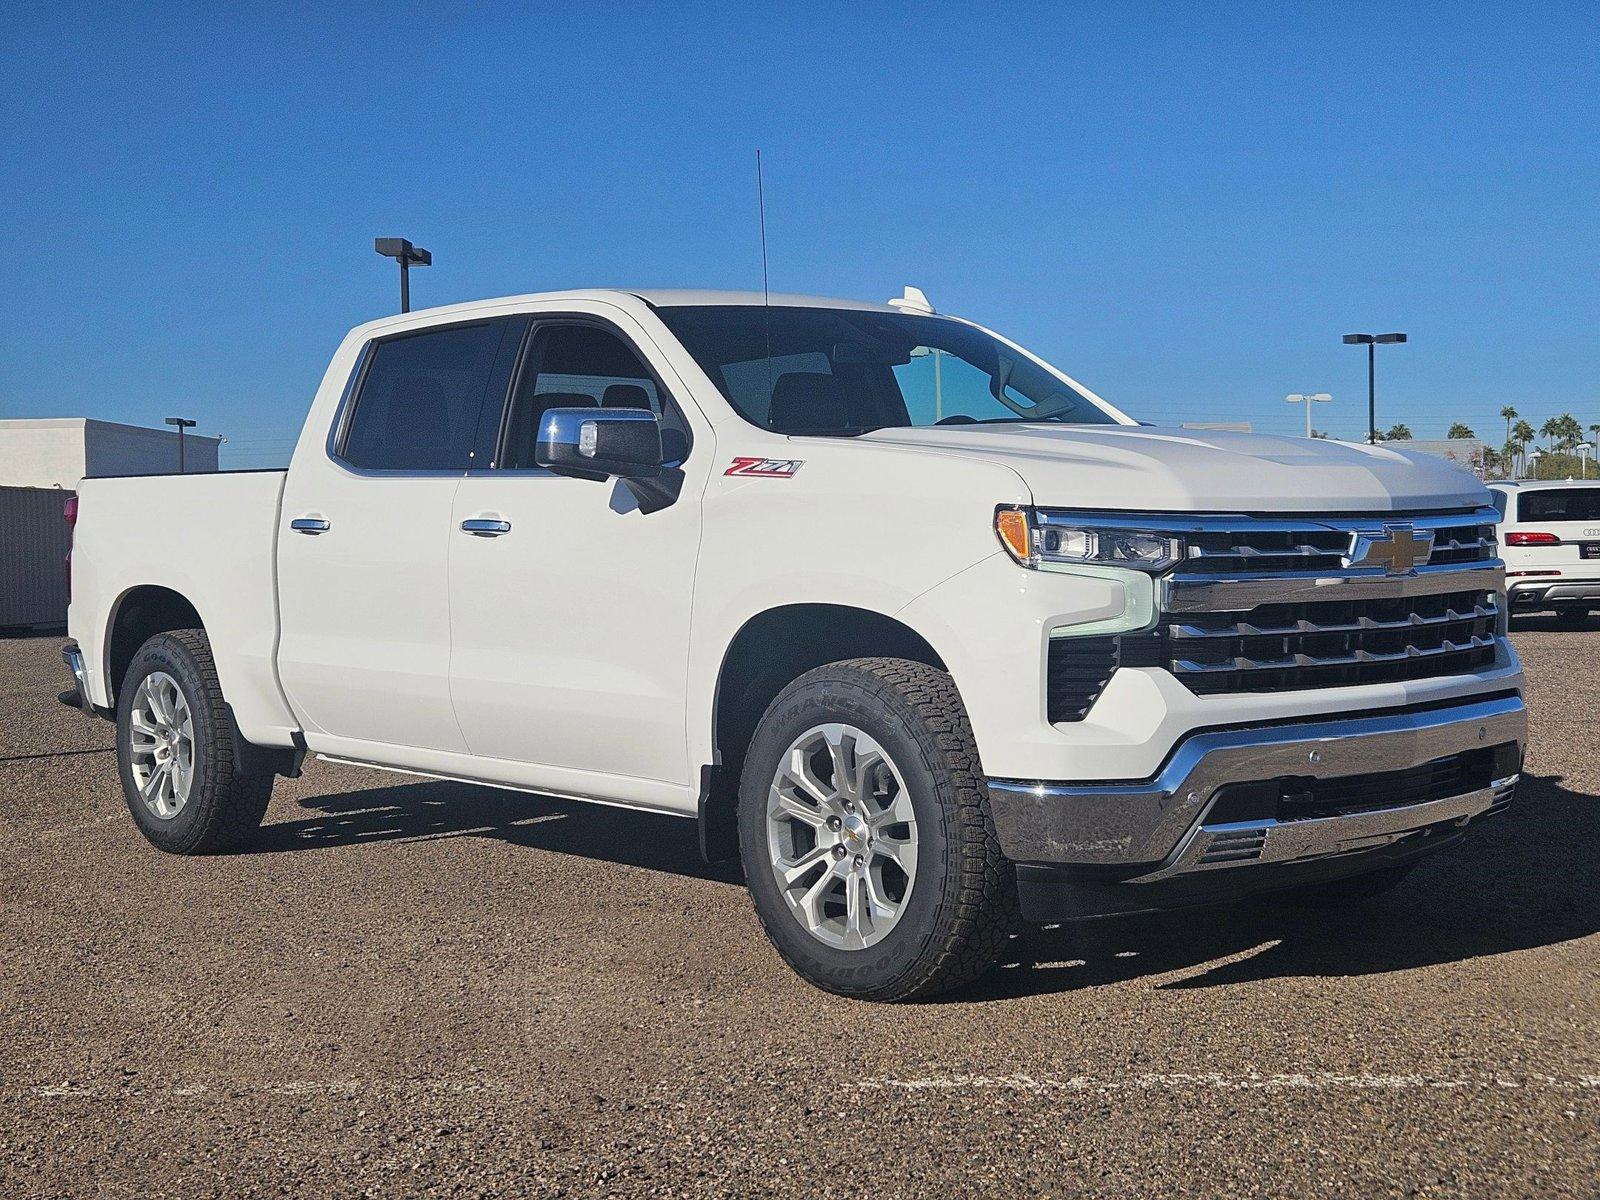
0 419 89 489
0 418 221 487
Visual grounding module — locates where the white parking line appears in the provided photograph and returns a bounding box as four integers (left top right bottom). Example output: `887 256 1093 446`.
855 1072 1600 1093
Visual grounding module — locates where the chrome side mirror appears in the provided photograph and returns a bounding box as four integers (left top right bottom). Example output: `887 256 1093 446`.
534 408 664 483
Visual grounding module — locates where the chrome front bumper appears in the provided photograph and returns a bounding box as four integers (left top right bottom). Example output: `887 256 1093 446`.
1132 771 1517 883
988 693 1527 881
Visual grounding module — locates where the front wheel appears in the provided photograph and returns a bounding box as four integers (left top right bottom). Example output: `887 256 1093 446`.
737 658 1018 1001
115 629 274 854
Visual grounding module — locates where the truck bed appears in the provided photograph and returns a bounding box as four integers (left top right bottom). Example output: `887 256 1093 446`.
67 470 300 745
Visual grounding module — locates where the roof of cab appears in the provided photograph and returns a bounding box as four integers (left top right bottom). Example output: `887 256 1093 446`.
344 288 924 342
627 289 902 312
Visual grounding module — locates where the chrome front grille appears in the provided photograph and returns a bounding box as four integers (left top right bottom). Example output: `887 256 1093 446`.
1162 587 1499 694
1181 512 1496 575
1133 506 1505 696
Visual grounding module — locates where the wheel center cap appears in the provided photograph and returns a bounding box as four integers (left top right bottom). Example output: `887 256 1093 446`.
840 812 869 853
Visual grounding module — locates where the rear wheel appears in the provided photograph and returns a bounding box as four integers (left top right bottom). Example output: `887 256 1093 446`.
115 629 273 854
737 658 1018 1001
1553 606 1592 629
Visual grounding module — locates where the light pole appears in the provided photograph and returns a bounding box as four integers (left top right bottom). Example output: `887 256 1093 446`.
164 416 196 473
1285 392 1331 439
1342 332 1407 444
1579 442 1593 480
374 237 432 313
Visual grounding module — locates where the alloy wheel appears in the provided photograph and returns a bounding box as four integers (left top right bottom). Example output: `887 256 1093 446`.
765 723 919 950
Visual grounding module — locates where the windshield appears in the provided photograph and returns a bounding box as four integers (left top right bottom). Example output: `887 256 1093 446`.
652 305 1122 435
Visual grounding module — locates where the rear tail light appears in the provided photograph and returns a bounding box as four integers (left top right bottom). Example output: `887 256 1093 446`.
1505 531 1558 545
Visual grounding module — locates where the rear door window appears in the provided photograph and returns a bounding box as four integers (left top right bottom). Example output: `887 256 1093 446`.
341 319 512 471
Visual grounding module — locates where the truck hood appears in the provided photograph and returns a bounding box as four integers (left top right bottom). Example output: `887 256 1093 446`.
858 424 1490 513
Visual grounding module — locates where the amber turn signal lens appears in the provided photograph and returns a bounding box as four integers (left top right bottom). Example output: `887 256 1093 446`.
995 508 1032 564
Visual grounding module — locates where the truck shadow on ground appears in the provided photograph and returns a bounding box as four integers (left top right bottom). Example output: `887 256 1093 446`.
248 778 743 884
249 770 1598 1000
967 769 1600 999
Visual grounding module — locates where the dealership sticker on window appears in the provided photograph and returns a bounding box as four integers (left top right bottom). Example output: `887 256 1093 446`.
724 457 804 478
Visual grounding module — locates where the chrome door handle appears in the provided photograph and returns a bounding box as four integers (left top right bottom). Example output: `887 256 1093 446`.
290 517 331 535
460 518 512 537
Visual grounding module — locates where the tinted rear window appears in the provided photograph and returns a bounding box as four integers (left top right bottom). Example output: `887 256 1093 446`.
342 320 509 470
1517 488 1600 522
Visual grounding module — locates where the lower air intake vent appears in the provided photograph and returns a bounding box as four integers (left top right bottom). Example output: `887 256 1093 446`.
1198 828 1269 864
1046 636 1120 723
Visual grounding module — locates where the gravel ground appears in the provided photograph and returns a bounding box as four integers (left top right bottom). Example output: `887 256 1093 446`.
1 625 1595 1198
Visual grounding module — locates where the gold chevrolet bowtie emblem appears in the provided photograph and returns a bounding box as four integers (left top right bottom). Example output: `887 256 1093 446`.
1349 524 1435 574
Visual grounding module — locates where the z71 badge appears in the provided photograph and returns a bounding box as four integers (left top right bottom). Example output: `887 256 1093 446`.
724 457 803 478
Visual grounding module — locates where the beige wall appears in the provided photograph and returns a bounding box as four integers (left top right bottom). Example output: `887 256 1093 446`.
0 420 88 489
0 419 222 488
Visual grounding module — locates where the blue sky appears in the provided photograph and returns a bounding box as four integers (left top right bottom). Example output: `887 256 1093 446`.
3 3 1597 466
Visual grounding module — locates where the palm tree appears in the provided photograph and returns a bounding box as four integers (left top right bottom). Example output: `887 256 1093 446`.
1512 419 1536 478
1446 422 1476 440
1501 405 1518 444
1383 423 1413 441
1556 413 1584 450
1540 416 1560 451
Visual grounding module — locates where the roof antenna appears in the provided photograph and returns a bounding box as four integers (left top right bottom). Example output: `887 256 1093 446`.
756 149 774 412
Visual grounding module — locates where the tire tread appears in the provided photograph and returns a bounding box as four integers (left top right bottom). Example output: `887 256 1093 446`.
740 656 1019 1001
119 629 272 855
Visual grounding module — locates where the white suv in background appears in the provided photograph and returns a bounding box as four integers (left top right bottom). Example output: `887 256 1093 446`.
1491 480 1600 626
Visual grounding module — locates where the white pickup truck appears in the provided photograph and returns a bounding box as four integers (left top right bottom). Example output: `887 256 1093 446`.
62 288 1527 1000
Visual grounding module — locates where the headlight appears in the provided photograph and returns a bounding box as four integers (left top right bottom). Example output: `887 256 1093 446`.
995 507 1182 573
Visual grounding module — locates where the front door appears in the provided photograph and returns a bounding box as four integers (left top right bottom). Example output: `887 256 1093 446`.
447 314 705 793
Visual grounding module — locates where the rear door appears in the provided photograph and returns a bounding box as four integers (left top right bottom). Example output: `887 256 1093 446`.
276 315 523 753
446 311 706 794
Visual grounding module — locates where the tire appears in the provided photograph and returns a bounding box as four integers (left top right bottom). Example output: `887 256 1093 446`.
736 658 1018 1001
115 629 274 854
1553 607 1592 630
1275 863 1416 908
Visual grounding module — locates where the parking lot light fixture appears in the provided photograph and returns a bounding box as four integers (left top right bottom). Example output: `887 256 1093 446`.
374 237 432 313
1285 392 1332 439
1342 332 1407 445
164 415 196 473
